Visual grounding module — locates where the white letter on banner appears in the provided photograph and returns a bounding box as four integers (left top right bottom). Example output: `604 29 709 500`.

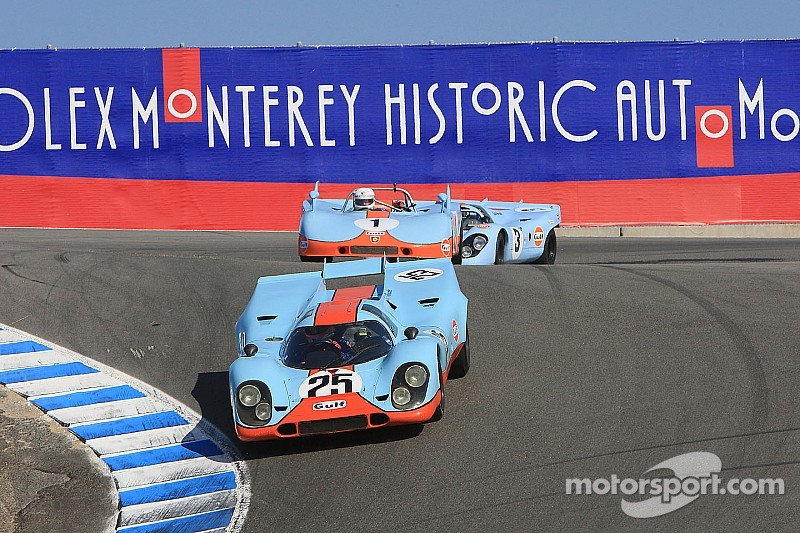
318 85 335 147
263 86 280 147
69 87 87 150
508 82 533 143
236 85 255 148
340 85 359 146
644 80 666 141
538 81 546 142
207 86 230 148
288 86 313 147
384 84 406 145
413 83 421 145
449 82 468 144
617 80 637 141
44 88 61 150
95 87 116 149
739 78 765 140
131 87 159 149
553 80 598 142
428 83 446 144
472 82 501 115
771 109 800 142
672 79 691 141
0 88 34 152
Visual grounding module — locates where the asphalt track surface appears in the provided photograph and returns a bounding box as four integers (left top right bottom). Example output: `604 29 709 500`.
1 229 800 531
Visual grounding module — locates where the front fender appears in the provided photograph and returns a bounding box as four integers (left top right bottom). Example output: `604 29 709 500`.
461 225 503 265
374 336 442 408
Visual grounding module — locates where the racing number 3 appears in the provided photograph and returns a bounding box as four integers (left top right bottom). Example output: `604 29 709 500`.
512 228 523 254
307 373 355 397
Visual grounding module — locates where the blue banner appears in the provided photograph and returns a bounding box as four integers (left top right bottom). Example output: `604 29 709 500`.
1 41 800 184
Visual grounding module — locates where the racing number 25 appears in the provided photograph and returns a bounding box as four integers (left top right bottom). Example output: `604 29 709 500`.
307 373 355 397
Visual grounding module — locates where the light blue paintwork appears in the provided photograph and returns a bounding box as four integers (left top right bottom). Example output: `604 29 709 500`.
229 257 468 430
299 183 460 246
299 183 561 265
458 200 562 265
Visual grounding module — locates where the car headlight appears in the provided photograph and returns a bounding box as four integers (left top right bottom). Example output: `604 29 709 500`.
392 387 411 406
254 402 271 421
405 365 427 388
473 235 487 250
238 384 261 407
462 245 473 258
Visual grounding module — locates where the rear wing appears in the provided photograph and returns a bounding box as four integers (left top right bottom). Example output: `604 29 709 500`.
322 257 385 280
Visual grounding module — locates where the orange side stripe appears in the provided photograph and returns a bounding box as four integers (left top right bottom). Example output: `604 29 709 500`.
333 286 375 301
315 300 361 326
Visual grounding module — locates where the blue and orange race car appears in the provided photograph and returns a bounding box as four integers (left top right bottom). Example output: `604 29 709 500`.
298 183 561 265
298 184 462 262
229 257 469 441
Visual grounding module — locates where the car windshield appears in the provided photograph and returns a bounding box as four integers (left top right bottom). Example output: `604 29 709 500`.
282 320 394 369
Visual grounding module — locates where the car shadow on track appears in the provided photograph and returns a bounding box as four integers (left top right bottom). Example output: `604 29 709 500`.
191 371 424 459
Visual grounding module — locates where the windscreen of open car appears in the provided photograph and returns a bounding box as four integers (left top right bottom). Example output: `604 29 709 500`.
282 320 393 369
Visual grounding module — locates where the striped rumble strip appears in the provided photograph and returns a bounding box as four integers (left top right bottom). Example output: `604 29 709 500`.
0 324 250 533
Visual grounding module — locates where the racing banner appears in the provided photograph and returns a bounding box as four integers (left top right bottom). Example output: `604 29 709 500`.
1 41 799 229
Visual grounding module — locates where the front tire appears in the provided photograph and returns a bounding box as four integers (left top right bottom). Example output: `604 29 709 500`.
448 328 470 379
494 232 506 265
534 231 557 265
300 255 329 263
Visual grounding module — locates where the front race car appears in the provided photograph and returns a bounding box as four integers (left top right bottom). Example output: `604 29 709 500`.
298 184 461 261
229 257 467 441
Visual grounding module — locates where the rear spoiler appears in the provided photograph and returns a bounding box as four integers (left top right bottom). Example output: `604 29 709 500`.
322 257 387 280
307 181 320 210
437 184 452 213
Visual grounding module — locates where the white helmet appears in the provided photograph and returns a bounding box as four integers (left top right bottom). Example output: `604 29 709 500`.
353 187 375 210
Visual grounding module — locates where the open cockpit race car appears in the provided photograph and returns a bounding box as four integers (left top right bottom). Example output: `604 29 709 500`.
297 183 561 265
298 183 462 262
229 257 469 441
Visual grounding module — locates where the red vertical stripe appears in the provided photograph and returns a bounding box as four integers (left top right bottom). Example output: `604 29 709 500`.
162 48 202 123
695 106 734 168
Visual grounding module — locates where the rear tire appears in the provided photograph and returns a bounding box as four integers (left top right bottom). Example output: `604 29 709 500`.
448 328 470 379
494 232 506 265
534 231 557 265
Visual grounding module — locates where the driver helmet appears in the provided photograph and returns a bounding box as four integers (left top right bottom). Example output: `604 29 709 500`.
353 188 375 210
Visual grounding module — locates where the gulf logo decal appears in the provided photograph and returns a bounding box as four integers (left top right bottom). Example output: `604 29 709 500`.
533 226 545 246
162 48 203 123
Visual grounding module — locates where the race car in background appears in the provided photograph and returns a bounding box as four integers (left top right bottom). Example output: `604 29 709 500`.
459 200 561 265
229 257 469 441
298 184 461 262
298 183 561 265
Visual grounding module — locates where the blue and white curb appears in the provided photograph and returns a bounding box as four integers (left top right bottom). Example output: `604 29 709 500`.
0 324 250 532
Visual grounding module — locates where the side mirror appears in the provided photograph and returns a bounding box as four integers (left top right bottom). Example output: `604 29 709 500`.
309 190 319 200
243 343 258 357
404 327 418 340
437 193 447 203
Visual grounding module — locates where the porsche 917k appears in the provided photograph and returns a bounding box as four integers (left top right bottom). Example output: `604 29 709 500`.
229 257 469 441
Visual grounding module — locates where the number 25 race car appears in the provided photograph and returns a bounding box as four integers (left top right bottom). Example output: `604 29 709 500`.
229 257 469 441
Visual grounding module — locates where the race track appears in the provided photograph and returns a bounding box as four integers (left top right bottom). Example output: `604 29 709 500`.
2 229 799 531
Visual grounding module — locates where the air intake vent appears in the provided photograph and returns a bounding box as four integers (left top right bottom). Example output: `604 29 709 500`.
418 298 439 308
257 315 277 323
